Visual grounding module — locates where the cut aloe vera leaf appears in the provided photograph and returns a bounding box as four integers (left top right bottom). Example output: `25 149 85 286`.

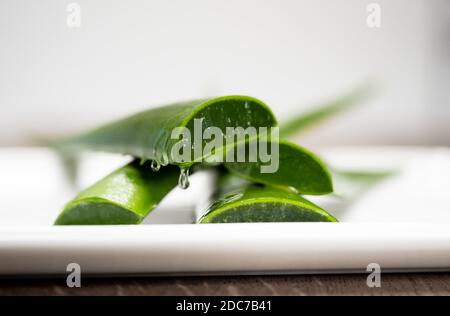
199 185 337 223
224 140 333 195
279 83 373 138
54 160 179 225
55 96 277 168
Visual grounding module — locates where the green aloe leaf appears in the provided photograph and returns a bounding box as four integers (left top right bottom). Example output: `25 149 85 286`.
53 93 343 225
332 169 395 199
55 160 179 225
198 185 337 223
53 95 279 225
224 140 332 195
56 95 277 168
279 82 373 138
55 140 333 224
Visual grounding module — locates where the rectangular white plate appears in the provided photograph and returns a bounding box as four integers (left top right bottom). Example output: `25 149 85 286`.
0 146 449 275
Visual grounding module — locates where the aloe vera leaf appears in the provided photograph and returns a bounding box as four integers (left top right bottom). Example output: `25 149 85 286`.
54 96 336 225
198 185 337 223
279 83 373 138
55 139 334 224
55 95 277 167
54 160 179 225
224 140 333 195
332 169 395 199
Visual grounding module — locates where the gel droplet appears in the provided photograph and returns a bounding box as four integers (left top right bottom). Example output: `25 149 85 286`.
151 160 161 172
178 167 190 189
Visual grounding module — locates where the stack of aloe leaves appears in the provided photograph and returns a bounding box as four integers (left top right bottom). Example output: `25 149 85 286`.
54 87 372 225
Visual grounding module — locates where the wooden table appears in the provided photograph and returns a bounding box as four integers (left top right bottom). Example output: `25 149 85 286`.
1 273 449 295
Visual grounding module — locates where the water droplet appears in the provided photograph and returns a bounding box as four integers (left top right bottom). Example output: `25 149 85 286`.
288 186 299 194
152 129 170 166
160 151 169 166
178 167 190 189
151 160 160 172
222 192 243 204
244 101 250 109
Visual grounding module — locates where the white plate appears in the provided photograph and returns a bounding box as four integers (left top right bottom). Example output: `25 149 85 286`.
0 146 449 275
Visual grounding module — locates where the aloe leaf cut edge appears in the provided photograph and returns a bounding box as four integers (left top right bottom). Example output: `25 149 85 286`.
55 161 179 225
224 140 333 195
199 186 337 223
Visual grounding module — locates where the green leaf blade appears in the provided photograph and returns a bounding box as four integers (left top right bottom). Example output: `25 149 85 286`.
279 83 373 138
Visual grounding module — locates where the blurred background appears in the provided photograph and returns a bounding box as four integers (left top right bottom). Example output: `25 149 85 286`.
0 0 449 148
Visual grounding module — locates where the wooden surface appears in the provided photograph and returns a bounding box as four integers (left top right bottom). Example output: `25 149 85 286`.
1 273 450 295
